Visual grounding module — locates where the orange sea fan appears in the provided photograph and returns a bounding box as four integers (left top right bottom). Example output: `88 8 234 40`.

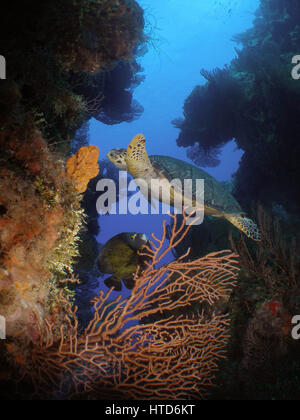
23 213 239 400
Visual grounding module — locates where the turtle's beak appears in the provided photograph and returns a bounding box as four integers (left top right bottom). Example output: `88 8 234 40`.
106 151 115 165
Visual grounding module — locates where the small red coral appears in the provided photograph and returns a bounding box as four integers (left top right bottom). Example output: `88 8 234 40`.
264 300 281 316
26 160 41 174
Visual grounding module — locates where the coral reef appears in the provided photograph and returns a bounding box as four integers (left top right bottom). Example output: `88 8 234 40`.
171 0 300 398
240 299 291 378
173 67 244 154
0 0 145 147
0 0 147 401
50 0 145 74
210 207 300 400
173 0 300 215
0 125 86 347
3 213 239 399
91 61 145 125
0 0 144 74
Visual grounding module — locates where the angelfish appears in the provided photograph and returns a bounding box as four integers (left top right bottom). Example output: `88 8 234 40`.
97 232 149 291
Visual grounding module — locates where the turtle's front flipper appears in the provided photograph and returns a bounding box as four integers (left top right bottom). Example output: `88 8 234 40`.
126 134 156 179
104 276 122 291
224 213 261 241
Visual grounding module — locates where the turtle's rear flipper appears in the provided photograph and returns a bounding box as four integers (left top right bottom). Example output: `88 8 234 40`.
224 213 261 241
104 276 122 291
122 277 135 290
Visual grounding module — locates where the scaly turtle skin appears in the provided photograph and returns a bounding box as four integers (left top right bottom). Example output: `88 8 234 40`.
107 134 261 241
97 232 149 291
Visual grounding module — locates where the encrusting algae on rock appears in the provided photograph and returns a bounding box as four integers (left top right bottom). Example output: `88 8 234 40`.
66 145 100 194
0 128 100 359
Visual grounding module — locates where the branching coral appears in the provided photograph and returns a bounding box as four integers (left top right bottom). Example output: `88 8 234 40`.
10 213 239 400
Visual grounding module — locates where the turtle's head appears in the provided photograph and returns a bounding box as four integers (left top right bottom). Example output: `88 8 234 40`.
107 148 128 170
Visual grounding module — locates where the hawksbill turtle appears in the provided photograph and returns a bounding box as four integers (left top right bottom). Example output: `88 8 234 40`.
107 134 261 241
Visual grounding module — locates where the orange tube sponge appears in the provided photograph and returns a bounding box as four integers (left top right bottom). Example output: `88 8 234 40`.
66 145 99 193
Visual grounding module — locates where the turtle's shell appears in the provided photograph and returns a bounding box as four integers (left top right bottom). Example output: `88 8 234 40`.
149 155 242 214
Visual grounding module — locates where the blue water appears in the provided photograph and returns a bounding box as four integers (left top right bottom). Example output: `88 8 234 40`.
92 0 260 298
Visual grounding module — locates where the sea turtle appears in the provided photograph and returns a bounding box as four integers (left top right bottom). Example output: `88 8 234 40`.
97 232 150 291
107 134 261 241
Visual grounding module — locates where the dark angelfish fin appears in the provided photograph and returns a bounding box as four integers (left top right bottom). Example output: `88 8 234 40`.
104 276 122 291
122 277 135 290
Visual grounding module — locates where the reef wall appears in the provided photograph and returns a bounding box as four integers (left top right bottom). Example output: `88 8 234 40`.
0 0 145 148
172 0 300 399
0 0 145 398
173 0 300 215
